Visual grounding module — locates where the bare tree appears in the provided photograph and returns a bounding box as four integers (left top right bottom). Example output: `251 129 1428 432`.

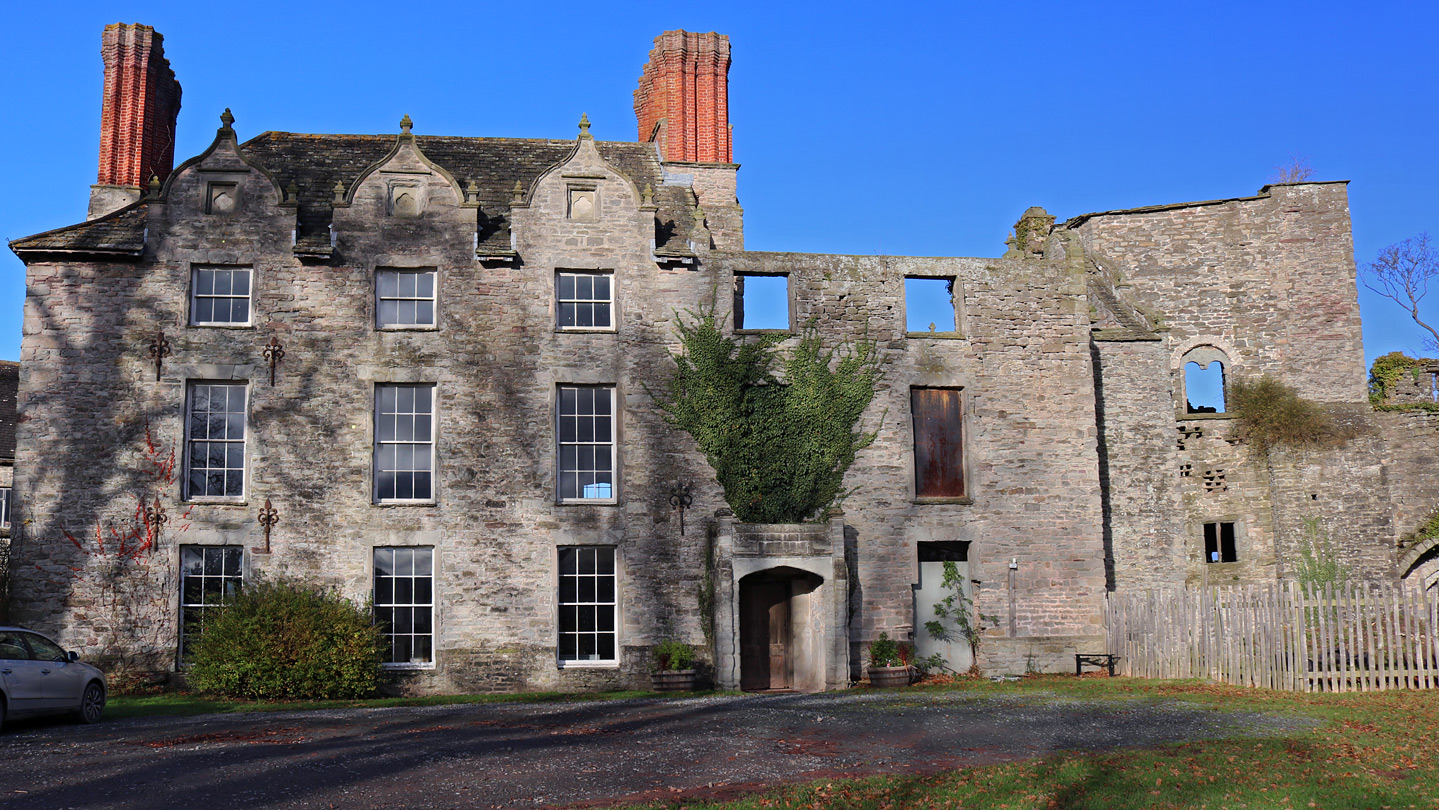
1365 233 1439 351
1269 154 1315 184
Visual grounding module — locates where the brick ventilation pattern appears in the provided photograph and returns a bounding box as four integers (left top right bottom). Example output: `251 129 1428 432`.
96 23 182 188
633 30 731 163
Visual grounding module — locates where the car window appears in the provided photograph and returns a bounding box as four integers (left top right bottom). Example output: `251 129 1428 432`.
0 631 31 660
24 633 67 662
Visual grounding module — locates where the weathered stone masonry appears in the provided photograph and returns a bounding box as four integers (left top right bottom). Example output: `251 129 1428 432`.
6 25 1437 692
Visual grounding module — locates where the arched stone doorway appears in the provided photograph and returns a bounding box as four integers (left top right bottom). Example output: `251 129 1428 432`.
738 568 823 691
711 514 852 692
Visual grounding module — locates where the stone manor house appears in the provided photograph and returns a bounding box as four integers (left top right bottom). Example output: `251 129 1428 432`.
7 24 1439 693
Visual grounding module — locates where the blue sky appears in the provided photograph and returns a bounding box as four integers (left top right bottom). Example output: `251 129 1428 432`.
3 1 1437 369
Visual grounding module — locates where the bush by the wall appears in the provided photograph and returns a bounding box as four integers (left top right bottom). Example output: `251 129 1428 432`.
1229 375 1348 453
186 578 386 700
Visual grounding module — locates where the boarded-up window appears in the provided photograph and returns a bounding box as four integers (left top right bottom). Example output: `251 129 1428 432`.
912 387 965 498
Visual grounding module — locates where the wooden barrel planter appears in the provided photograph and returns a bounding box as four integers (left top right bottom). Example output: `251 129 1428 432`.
651 670 699 692
868 665 911 688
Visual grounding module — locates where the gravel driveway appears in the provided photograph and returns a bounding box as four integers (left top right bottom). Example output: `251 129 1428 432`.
0 689 1314 809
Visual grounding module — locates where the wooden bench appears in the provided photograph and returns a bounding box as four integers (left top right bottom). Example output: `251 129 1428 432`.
1075 653 1120 677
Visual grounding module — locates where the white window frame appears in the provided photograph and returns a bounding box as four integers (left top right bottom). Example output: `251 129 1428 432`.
184 382 248 502
0 486 10 529
556 385 617 503
557 545 618 667
190 266 253 327
556 270 615 332
178 545 244 662
374 384 437 504
373 546 436 669
376 268 438 330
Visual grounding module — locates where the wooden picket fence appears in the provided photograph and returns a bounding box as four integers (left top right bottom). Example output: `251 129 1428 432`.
1105 582 1439 692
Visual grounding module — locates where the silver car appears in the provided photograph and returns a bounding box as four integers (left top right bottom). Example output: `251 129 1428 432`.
0 627 107 731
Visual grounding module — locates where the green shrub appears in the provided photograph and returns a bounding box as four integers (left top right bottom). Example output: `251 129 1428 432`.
867 632 904 668
652 639 696 672
186 578 387 700
1229 375 1347 453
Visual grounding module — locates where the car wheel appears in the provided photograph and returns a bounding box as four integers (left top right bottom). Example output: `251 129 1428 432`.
77 682 105 724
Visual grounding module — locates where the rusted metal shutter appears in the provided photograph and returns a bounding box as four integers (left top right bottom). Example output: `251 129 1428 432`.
912 388 964 498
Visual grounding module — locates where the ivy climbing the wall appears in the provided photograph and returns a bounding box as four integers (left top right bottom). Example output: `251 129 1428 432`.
1368 351 1439 411
653 307 883 524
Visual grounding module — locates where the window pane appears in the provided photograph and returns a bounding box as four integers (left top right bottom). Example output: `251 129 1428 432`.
378 272 398 298
233 270 251 296
417 271 434 298
378 300 399 326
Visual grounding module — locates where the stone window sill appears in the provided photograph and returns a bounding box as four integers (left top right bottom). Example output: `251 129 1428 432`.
913 496 973 505
905 332 966 340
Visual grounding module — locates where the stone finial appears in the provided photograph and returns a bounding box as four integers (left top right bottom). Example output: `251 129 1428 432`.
332 180 346 204
219 108 235 131
692 204 706 225
400 114 413 135
929 322 937 333
147 175 161 197
465 178 480 204
512 180 525 203
578 113 592 140
642 184 654 206
285 180 300 203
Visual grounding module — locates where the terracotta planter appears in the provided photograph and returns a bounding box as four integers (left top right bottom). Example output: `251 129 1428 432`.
651 669 699 692
868 665 911 688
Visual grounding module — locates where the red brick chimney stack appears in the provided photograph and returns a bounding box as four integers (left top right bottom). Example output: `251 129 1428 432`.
634 31 731 164
89 23 182 219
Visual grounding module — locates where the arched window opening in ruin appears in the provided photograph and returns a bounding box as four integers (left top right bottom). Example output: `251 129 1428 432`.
1185 362 1225 413
1180 345 1230 414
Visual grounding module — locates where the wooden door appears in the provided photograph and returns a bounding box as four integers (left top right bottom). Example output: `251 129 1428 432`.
740 579 791 690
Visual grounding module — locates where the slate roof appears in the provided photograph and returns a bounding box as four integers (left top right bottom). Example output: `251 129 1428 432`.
8 204 149 256
0 361 17 461
11 134 696 260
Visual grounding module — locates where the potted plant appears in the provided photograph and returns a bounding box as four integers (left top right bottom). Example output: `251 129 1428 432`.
651 639 699 692
867 631 911 687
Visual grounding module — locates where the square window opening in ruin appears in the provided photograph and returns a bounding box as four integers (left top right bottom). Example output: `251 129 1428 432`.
917 541 969 562
733 273 790 331
1185 361 1226 413
374 546 435 668
557 271 614 330
376 269 437 329
1204 521 1238 563
190 266 252 326
557 545 618 666
911 387 968 501
905 277 957 335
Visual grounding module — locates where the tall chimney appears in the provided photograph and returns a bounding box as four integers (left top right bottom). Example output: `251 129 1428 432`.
634 31 731 164
89 23 182 220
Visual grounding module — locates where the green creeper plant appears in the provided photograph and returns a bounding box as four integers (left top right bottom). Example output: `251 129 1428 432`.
924 560 994 672
652 307 883 524
1294 516 1351 593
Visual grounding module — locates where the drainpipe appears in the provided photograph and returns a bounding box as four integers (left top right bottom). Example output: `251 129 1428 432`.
1008 558 1019 636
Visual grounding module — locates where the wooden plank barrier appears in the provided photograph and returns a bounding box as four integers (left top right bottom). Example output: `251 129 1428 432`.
1104 582 1439 692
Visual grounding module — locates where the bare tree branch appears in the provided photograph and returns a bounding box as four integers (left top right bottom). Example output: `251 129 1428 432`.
1270 154 1315 184
1364 232 1439 351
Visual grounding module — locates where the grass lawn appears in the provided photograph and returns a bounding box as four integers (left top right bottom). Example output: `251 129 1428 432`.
621 677 1438 810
